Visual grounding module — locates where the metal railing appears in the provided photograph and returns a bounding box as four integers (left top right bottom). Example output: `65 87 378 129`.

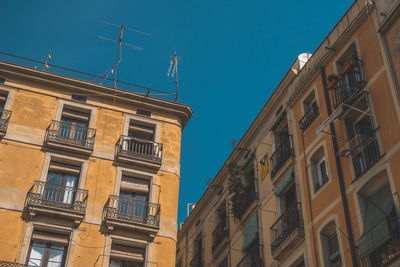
45 120 96 149
360 219 400 267
189 254 202 267
212 221 228 251
328 58 366 109
270 203 303 254
0 262 33 267
0 109 11 133
270 136 294 178
314 175 329 192
116 135 163 163
0 51 177 102
104 195 160 227
26 180 88 213
299 102 319 131
352 137 380 178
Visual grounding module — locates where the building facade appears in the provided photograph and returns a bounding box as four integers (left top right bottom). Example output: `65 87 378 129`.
176 0 400 266
0 52 192 267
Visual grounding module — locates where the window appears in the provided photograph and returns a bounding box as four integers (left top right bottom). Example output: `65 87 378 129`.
0 91 8 110
310 147 328 192
343 95 380 178
357 176 400 264
26 230 69 267
109 243 146 267
128 120 155 141
45 160 81 205
320 222 341 267
299 91 319 131
190 234 202 267
118 175 150 220
59 106 91 143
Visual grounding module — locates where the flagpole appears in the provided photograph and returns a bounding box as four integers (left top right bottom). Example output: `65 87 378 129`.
174 52 179 102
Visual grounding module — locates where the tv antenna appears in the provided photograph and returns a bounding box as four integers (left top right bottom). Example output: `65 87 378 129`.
97 20 151 88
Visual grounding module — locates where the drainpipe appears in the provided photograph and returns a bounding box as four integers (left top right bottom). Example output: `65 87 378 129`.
320 66 359 267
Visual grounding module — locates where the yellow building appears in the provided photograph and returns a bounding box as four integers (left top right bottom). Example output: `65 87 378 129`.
0 51 192 267
177 0 400 266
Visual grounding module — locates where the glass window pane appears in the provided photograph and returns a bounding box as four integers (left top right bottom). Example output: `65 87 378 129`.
28 243 45 266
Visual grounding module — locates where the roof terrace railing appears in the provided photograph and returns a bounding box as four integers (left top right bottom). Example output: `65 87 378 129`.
0 51 177 102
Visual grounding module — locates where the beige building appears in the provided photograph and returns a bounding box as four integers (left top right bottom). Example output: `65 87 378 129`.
0 51 192 267
176 0 400 266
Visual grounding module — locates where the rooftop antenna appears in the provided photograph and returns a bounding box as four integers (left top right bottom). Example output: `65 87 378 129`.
97 20 151 88
168 52 180 102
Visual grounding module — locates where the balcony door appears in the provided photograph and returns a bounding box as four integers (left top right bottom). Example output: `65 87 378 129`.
281 184 298 232
124 121 155 156
45 172 79 205
118 176 150 221
27 242 67 267
59 107 90 143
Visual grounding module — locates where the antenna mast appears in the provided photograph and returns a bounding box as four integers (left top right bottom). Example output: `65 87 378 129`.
113 25 125 88
174 52 179 102
97 20 150 88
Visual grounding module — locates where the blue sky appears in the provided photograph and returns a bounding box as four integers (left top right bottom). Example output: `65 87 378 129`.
1 0 353 226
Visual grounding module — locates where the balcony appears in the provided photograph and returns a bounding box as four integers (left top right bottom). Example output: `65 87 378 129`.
189 254 202 267
360 219 400 267
115 135 163 169
103 195 160 237
328 58 366 109
0 262 31 267
0 109 11 137
352 137 380 179
270 136 294 180
299 102 319 131
25 180 88 224
45 120 96 155
270 203 304 259
212 221 229 253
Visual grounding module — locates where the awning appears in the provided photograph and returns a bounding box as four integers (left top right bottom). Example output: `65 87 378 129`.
316 104 344 135
242 213 259 251
358 182 394 259
274 169 295 196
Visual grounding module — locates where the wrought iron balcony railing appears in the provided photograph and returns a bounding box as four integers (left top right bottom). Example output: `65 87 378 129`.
270 136 294 178
45 120 96 149
352 136 380 178
26 180 88 213
299 102 319 131
116 135 163 163
0 109 12 134
104 195 160 227
189 254 202 267
0 261 33 267
270 203 304 255
328 58 366 109
0 51 177 102
360 218 400 267
212 221 228 251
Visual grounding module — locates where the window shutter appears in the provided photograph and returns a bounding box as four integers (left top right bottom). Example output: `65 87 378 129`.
120 176 150 194
242 213 259 251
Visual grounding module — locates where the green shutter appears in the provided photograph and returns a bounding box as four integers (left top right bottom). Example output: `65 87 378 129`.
274 169 295 196
358 182 394 259
242 213 259 251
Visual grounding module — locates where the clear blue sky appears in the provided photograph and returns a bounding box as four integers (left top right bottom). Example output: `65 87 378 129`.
1 0 353 226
